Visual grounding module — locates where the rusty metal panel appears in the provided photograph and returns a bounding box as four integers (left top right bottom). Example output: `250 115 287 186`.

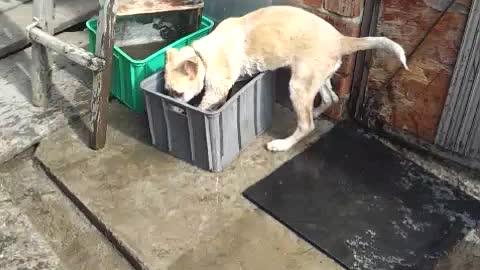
435 0 480 160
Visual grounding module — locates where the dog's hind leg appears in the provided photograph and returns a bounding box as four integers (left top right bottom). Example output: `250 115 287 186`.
313 78 338 118
267 63 327 152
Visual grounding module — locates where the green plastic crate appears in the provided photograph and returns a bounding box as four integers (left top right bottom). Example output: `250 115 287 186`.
86 15 214 112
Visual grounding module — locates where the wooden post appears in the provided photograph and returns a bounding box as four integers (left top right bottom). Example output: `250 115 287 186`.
31 0 54 107
90 0 117 150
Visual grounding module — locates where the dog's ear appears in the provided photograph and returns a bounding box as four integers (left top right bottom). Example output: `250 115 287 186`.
183 57 199 80
166 48 178 64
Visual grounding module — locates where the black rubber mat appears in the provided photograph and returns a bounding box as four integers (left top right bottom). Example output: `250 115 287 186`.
244 122 480 270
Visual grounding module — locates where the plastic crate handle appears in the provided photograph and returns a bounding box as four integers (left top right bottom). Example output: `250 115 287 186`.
163 97 190 116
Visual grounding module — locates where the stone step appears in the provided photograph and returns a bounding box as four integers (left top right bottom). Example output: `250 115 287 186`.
0 30 91 164
0 157 133 270
0 184 63 270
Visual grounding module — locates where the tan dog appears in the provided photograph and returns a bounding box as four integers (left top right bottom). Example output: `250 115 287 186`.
164 6 408 152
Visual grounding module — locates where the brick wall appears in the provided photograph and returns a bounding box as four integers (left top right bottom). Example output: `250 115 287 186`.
301 0 365 120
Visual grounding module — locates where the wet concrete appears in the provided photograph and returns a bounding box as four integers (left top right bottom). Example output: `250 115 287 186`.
0 154 133 270
432 220 480 268
434 230 480 270
244 122 480 269
30 99 480 270
375 136 480 270
0 30 92 164
375 136 480 201
0 178 63 270
170 210 343 270
35 100 340 269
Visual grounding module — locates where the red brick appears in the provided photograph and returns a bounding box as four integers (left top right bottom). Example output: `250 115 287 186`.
320 15 361 37
303 0 323 8
305 2 360 76
324 0 363 17
325 97 348 120
332 73 353 98
337 54 356 76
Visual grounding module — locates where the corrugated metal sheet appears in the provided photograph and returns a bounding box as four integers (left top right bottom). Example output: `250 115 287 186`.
435 0 480 160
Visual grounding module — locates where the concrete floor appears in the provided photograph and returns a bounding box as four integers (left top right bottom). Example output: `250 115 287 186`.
0 15 477 270
1 100 479 270
33 101 342 270
0 31 92 164
0 176 63 270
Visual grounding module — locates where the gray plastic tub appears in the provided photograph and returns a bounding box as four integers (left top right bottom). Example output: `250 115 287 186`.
141 71 275 172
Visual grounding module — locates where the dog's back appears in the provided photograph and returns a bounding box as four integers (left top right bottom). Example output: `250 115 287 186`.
166 6 407 151
194 6 345 74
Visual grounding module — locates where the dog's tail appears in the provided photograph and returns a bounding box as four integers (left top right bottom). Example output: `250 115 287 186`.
339 36 409 70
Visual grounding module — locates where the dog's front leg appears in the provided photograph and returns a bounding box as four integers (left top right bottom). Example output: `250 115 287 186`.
198 78 234 111
198 91 228 111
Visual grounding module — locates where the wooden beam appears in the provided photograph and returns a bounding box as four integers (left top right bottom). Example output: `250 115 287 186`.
28 27 105 71
31 0 54 107
90 0 117 150
117 0 203 16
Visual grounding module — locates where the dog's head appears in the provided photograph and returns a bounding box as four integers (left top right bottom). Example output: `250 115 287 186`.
164 47 206 103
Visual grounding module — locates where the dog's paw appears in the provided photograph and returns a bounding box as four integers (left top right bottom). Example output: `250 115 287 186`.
266 139 291 152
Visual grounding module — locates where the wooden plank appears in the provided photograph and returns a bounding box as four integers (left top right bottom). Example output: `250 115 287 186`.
366 0 453 91
31 0 54 107
117 0 203 16
28 27 105 71
90 0 117 150
0 0 98 59
360 0 470 142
